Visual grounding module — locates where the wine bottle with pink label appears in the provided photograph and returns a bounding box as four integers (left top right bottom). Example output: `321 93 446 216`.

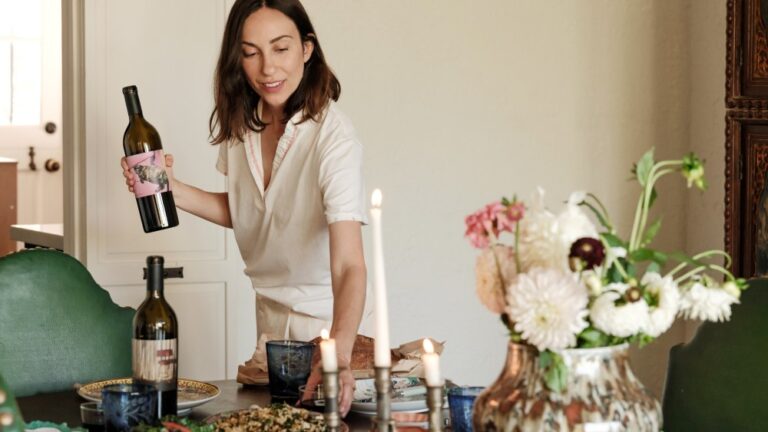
122 85 179 232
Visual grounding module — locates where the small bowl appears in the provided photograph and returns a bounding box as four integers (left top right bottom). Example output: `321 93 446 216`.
297 384 325 410
80 402 104 431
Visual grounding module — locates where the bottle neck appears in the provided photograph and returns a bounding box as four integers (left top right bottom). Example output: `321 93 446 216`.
146 264 164 299
124 91 143 118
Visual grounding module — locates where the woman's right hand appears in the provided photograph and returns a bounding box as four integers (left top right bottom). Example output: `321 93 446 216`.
121 153 176 193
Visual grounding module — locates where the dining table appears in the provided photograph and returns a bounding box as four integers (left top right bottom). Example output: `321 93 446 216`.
16 380 435 431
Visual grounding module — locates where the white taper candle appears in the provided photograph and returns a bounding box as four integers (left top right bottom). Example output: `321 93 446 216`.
422 339 442 386
319 328 338 372
370 189 391 367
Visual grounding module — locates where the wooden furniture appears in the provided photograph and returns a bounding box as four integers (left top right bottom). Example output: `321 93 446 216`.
663 278 768 431
9 223 64 250
0 157 18 256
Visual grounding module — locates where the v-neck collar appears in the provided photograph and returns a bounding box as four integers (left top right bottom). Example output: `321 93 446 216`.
244 101 301 200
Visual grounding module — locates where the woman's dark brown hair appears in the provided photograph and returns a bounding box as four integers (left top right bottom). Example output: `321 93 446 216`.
209 0 340 144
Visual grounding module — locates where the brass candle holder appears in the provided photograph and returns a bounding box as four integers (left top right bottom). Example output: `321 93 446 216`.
372 366 395 431
322 369 341 432
427 384 444 432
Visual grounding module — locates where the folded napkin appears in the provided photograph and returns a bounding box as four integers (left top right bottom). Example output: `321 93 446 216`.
236 335 446 385
391 338 445 379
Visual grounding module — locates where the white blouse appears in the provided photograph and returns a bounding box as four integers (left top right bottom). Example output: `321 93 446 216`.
216 101 368 321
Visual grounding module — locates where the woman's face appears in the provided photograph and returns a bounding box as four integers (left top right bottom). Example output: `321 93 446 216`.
240 7 313 117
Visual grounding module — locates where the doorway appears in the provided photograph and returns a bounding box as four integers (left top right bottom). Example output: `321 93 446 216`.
0 0 63 251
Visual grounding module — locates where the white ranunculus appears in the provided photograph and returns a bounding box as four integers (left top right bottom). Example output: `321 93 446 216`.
590 283 650 337
517 188 598 272
641 272 681 337
475 245 517 314
679 282 739 322
557 193 598 247
506 267 589 351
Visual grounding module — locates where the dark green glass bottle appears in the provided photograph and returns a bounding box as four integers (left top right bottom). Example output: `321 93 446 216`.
122 85 179 233
132 256 178 417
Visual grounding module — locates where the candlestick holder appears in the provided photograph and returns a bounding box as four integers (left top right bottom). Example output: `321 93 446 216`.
427 384 444 432
372 366 395 431
322 369 341 432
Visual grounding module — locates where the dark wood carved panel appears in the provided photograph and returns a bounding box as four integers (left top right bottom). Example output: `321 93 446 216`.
724 112 768 277
724 0 768 278
727 0 768 108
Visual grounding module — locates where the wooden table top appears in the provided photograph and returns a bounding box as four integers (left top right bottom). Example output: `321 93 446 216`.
16 380 407 431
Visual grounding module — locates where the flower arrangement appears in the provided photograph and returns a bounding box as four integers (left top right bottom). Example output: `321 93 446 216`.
464 149 747 391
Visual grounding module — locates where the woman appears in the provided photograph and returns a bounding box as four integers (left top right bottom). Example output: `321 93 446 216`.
121 0 370 416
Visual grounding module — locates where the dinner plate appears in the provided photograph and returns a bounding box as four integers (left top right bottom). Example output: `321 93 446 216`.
205 406 349 432
77 378 220 415
350 377 428 414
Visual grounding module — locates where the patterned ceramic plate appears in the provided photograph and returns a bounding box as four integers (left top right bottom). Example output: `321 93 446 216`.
77 378 220 414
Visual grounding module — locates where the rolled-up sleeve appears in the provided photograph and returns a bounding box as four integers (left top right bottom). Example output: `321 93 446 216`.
318 137 368 225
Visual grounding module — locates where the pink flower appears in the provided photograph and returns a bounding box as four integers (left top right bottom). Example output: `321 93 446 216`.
465 200 523 249
465 211 491 249
506 202 525 223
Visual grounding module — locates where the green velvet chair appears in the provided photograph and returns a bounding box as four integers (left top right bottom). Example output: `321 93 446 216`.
0 249 135 397
663 278 768 431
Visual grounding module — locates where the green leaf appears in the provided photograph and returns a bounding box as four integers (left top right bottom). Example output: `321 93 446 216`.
635 148 655 186
641 218 663 247
646 261 661 274
607 264 623 283
647 187 658 210
539 350 568 392
578 327 610 348
501 197 511 206
629 248 668 265
601 232 626 248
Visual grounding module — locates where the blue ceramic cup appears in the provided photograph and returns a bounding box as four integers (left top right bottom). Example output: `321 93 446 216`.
447 386 485 432
101 384 158 432
266 340 315 400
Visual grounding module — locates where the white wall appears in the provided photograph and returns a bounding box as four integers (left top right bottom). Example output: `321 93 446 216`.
301 0 726 397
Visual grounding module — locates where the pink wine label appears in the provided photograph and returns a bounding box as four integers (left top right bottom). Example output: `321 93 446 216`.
132 338 178 383
126 150 171 198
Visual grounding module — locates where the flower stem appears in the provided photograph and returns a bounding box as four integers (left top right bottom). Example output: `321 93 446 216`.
629 160 681 251
514 221 521 273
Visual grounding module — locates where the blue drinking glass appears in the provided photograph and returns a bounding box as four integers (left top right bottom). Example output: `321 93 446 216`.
101 384 158 432
447 386 485 432
266 340 315 400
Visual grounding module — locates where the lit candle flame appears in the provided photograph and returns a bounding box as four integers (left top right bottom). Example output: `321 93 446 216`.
371 189 382 208
321 328 330 340
423 338 434 354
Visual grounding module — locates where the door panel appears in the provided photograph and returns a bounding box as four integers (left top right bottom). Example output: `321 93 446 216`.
85 0 255 380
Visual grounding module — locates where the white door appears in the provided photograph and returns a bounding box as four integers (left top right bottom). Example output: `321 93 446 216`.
0 0 63 225
83 0 254 381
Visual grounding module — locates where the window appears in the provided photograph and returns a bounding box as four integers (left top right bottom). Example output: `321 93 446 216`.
0 0 42 126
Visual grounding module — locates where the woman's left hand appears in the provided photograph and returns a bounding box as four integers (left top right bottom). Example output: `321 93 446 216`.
300 364 355 417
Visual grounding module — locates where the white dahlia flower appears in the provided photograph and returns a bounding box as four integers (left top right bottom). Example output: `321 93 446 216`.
641 272 681 337
679 281 739 322
590 283 650 337
506 267 589 351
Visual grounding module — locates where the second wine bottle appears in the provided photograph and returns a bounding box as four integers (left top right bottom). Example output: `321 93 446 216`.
133 255 179 417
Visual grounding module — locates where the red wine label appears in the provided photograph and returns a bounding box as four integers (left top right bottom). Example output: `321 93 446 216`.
132 338 178 383
126 150 171 198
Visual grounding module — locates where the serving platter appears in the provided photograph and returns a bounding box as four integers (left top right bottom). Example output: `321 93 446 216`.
77 378 220 415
